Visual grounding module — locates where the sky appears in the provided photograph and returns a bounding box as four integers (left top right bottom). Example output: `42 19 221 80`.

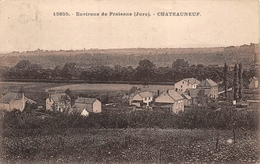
0 0 259 53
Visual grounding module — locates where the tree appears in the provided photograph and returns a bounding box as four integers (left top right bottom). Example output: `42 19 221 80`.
197 89 208 106
65 88 76 106
195 64 206 80
172 59 189 70
60 94 71 113
136 59 155 84
61 63 80 80
238 62 243 101
53 66 62 79
233 64 238 101
172 59 190 81
223 63 228 100
15 60 30 69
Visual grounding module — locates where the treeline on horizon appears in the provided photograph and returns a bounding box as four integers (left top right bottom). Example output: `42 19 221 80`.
0 43 257 69
0 59 257 88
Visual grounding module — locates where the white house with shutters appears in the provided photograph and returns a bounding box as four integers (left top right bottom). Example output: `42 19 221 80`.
129 91 153 107
174 78 201 92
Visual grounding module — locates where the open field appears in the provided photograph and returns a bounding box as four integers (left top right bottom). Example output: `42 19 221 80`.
0 82 68 92
0 82 174 93
2 128 259 163
46 83 174 92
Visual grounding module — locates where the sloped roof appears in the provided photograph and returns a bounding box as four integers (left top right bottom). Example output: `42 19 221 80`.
155 90 183 104
74 97 98 104
155 92 175 103
139 91 153 98
183 78 201 85
198 79 218 87
49 93 70 102
130 91 153 101
0 92 36 104
71 101 96 113
177 91 192 100
0 92 18 103
71 103 87 114
168 90 184 100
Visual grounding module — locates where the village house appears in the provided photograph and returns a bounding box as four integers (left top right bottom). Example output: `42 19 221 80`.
129 91 153 107
197 78 218 99
249 77 258 89
155 90 184 113
174 78 201 92
45 93 71 112
0 92 36 111
71 97 102 116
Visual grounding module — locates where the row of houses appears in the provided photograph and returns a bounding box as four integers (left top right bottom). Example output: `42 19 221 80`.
1 77 258 115
0 92 102 116
45 94 102 116
129 78 218 113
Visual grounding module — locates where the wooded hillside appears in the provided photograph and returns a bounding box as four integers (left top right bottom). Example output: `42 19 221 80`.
0 43 258 69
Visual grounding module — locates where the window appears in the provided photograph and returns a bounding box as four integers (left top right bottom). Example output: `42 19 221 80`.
181 85 182 88
182 81 184 84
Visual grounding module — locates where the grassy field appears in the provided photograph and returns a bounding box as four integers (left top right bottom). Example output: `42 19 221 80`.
2 128 259 163
0 82 174 93
46 83 174 92
0 82 68 92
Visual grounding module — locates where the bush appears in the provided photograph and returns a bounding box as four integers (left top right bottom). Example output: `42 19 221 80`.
2 104 258 138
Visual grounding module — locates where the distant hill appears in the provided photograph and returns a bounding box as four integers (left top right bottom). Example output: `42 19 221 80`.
0 43 258 69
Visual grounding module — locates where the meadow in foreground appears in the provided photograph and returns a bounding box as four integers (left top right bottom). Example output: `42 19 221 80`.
2 128 259 164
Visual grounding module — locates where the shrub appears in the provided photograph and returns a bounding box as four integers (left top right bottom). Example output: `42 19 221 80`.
2 104 258 137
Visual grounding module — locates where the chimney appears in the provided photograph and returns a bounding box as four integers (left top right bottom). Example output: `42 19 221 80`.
157 90 160 96
166 90 169 94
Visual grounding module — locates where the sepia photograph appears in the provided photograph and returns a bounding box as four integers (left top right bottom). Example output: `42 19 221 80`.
0 0 259 163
